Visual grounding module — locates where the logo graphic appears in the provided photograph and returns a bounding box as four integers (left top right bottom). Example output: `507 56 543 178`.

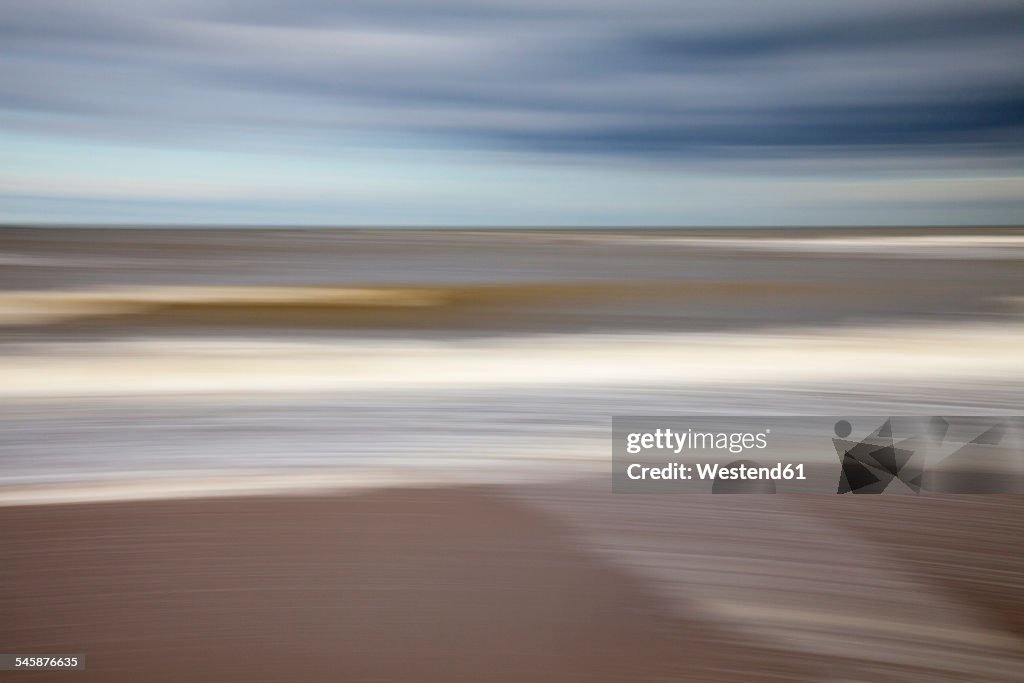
833 417 1017 494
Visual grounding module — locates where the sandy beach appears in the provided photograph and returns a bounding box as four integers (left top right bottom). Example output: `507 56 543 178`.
2 485 1023 682
0 487 814 682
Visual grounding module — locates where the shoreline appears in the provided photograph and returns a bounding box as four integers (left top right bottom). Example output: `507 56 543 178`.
0 486 827 682
2 484 1022 681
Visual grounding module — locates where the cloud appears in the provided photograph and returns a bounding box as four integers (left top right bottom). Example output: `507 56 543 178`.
0 0 1022 223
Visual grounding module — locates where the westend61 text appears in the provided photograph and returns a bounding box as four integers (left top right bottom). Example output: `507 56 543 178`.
626 462 807 481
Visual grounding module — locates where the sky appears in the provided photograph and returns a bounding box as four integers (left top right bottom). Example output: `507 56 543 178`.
1 0 1022 226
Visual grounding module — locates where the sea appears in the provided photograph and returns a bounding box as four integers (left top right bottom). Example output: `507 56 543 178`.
2 226 1023 502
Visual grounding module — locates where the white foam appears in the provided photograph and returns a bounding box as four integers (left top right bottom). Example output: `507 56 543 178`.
594 234 1024 257
1 324 1022 397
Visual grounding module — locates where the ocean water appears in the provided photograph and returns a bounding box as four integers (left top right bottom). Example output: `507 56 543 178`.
2 227 1023 500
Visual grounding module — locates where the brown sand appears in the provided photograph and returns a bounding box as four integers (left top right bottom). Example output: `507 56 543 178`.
4 486 1023 681
515 481 1024 682
1 487 823 682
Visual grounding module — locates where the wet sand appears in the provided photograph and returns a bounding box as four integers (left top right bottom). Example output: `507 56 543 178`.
515 482 1024 682
2 486 1023 682
0 487 825 682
